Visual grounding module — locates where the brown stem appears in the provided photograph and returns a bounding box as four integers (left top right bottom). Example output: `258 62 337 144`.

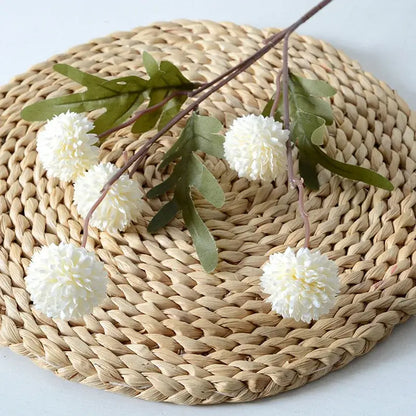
98 30 291 182
266 0 333 44
80 0 333 246
129 153 146 179
282 34 291 130
81 184 112 247
281 33 311 248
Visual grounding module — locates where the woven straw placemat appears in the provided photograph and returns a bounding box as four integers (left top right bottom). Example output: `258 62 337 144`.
0 20 415 405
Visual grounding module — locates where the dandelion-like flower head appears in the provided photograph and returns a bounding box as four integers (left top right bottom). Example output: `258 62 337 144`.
73 162 145 232
261 247 339 323
224 114 289 182
25 243 107 320
36 111 99 181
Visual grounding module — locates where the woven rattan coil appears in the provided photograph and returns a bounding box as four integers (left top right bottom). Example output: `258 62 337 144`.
0 20 416 405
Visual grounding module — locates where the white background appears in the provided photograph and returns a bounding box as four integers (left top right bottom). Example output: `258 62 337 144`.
1 1 415 415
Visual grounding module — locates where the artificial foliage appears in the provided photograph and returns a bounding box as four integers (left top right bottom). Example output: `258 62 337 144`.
263 73 393 190
21 54 393 272
21 0 392 285
22 53 197 137
147 113 225 272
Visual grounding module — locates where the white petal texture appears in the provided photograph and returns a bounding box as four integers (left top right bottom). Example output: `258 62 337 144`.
73 162 145 233
223 114 289 181
260 247 339 323
36 111 99 182
25 243 107 320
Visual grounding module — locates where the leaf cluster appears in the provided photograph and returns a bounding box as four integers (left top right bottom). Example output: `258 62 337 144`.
21 52 197 136
147 113 225 272
263 73 393 191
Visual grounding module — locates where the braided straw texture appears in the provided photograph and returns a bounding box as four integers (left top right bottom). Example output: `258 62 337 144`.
0 20 416 405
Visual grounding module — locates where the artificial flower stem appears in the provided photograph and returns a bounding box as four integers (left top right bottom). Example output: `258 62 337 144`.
115 0 334 181
129 153 146 179
81 187 112 247
281 33 311 248
80 0 333 245
93 29 290 182
282 34 291 131
183 0 333 110
99 41 285 141
266 0 333 45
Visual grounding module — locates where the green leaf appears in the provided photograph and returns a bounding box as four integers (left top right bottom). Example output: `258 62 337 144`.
313 146 393 191
157 94 188 130
132 88 168 133
290 73 336 97
143 51 158 77
264 72 335 123
292 111 326 147
160 112 224 169
147 199 180 233
175 186 218 273
147 113 225 272
191 116 225 159
310 121 326 145
293 111 393 190
21 54 198 136
131 54 197 134
147 164 183 199
262 95 282 122
54 63 108 87
261 97 274 117
131 91 188 134
143 59 195 91
156 60 194 89
291 112 321 189
21 64 149 134
292 93 333 125
299 154 320 190
188 154 225 208
263 71 392 191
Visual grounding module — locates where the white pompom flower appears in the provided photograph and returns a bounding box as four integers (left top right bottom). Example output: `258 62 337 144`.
224 114 289 182
260 247 339 323
36 111 99 182
73 162 145 233
25 243 107 320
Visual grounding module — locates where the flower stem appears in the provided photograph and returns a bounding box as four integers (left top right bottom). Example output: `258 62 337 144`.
281 33 311 248
81 185 111 247
129 153 146 179
80 0 332 246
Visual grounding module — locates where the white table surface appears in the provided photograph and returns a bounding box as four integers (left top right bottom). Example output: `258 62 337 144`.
1 1 415 415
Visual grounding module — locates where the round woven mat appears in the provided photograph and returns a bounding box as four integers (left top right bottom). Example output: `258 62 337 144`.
0 20 416 405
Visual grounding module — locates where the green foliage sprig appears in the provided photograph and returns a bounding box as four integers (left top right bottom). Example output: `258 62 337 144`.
263 72 393 191
147 113 225 272
22 52 198 136
20 0 393 273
